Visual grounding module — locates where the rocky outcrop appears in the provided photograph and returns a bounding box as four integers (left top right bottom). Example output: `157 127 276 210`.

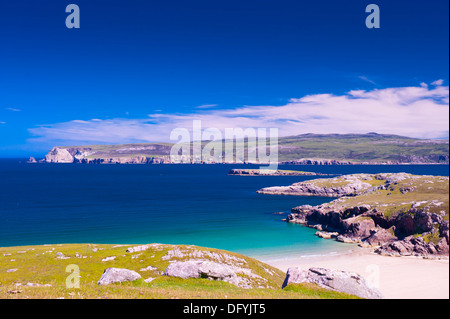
265 173 449 257
281 159 354 165
257 174 374 197
44 147 74 163
42 144 172 164
287 203 449 257
282 267 383 299
375 234 449 257
97 268 141 285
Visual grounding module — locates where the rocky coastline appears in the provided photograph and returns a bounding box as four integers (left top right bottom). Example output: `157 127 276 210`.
258 173 449 258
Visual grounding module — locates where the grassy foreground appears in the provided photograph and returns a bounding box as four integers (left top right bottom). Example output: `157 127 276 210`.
0 243 357 299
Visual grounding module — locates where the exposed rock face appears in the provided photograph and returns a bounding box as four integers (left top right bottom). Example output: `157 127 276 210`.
375 235 449 257
282 267 383 299
97 268 141 285
363 227 397 247
44 147 74 163
287 204 449 257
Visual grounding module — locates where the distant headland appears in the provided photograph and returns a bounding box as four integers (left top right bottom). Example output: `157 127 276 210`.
29 133 449 165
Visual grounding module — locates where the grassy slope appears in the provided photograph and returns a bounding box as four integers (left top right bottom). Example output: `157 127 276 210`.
276 133 449 162
0 244 357 299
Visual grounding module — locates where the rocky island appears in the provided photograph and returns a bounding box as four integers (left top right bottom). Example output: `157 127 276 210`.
228 169 331 176
258 173 449 258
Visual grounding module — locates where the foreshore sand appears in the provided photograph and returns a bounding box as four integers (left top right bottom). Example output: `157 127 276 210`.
264 247 449 299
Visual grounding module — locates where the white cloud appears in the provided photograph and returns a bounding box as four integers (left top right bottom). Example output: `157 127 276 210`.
431 79 444 86
28 81 449 147
6 107 21 112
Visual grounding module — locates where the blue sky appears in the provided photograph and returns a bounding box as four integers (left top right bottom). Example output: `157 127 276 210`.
0 0 448 157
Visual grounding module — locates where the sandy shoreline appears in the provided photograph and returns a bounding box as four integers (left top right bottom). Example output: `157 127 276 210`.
263 247 449 299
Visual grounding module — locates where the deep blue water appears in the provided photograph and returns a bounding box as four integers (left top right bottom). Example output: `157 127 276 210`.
0 160 448 260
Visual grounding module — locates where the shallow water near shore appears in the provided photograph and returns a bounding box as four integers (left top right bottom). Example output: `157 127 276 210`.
0 160 448 260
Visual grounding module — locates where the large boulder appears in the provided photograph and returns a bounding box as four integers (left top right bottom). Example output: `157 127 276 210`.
97 268 141 285
165 260 237 280
282 267 383 299
164 260 245 288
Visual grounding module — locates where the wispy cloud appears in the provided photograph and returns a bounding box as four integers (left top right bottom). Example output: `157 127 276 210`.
358 75 376 85
0 121 6 125
28 81 449 147
5 107 21 112
431 79 445 86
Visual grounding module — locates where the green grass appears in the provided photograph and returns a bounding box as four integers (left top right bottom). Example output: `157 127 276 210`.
0 243 357 299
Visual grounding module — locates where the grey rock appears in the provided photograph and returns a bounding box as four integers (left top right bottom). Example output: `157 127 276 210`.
282 267 383 299
164 260 248 288
363 227 397 247
97 268 141 285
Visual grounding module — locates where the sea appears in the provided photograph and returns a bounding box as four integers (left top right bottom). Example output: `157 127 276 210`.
0 159 448 262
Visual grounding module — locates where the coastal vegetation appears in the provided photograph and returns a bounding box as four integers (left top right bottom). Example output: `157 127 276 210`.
0 243 357 299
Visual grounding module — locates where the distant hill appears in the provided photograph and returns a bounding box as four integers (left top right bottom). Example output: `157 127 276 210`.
276 133 449 164
39 133 449 164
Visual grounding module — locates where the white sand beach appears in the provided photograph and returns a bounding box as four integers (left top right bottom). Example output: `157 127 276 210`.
265 248 449 299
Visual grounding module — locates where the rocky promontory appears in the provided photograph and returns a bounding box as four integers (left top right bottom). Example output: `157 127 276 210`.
258 173 449 258
42 146 171 164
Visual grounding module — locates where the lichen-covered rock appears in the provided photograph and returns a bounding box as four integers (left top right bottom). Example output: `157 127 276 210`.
163 260 260 289
282 267 383 299
97 268 141 285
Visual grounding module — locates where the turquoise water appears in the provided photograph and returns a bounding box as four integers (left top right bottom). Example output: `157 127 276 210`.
0 160 448 261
